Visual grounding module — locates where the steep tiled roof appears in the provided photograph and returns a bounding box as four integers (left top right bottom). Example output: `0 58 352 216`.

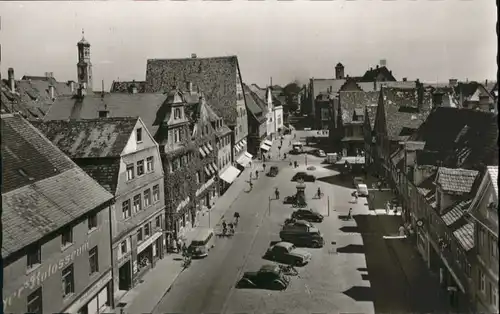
360 66 396 82
32 117 138 158
1 113 113 255
43 93 168 136
357 81 416 92
110 80 147 93
453 222 474 252
413 107 498 168
487 166 498 198
339 91 379 124
381 87 432 140
243 85 267 124
436 167 479 194
1 77 76 120
441 199 473 226
311 79 346 99
145 56 242 126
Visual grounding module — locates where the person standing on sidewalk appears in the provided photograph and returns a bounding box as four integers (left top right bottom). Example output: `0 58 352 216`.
347 208 353 220
263 163 266 171
255 170 259 179
386 201 390 214
177 238 183 254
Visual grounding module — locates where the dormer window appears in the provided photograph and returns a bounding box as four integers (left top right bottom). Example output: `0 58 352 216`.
204 125 209 135
174 108 181 119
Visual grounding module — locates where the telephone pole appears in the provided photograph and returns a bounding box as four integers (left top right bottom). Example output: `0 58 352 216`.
268 196 271 216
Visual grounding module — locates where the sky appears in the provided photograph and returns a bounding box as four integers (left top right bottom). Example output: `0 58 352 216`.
0 1 497 91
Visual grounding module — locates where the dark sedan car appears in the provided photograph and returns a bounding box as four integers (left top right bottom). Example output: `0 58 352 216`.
264 242 312 266
292 172 316 182
291 209 324 222
267 166 279 177
236 264 290 290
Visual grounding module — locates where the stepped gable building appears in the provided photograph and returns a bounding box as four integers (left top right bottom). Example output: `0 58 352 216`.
33 117 166 302
2 113 114 314
145 55 249 165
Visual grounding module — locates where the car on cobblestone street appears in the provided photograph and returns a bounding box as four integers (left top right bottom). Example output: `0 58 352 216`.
264 241 312 266
291 208 324 222
292 171 316 182
236 264 290 290
315 149 326 157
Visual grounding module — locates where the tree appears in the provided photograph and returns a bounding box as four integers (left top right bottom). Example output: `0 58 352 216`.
283 81 302 112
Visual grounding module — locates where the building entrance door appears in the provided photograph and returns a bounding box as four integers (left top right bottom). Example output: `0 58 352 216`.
118 261 132 291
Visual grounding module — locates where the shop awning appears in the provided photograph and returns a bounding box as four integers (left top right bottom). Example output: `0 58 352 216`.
260 144 271 151
206 142 214 152
244 152 253 159
241 139 247 146
219 166 241 184
237 154 251 167
211 162 218 173
202 145 211 155
199 147 206 157
204 166 211 176
264 140 273 147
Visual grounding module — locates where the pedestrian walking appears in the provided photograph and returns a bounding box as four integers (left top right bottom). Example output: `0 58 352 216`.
263 163 266 171
182 242 188 256
263 155 266 162
347 208 353 220
255 170 259 178
386 201 390 214
351 190 358 204
249 181 253 190
398 225 406 237
177 238 183 253
275 188 280 200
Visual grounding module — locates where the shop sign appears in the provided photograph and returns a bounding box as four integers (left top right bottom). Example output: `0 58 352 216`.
62 270 112 313
3 241 90 309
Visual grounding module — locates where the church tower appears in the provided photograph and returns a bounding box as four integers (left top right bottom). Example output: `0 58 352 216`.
77 30 93 91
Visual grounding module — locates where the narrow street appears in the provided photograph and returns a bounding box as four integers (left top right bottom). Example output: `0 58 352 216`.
152 133 450 314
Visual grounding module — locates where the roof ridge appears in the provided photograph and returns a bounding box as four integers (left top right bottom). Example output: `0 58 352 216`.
147 55 237 62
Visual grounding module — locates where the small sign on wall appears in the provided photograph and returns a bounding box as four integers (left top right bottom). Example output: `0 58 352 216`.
133 260 138 274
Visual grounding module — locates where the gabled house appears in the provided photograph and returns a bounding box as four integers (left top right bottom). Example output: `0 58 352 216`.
371 82 432 181
453 82 495 112
243 84 268 158
308 78 346 125
205 103 236 195
145 55 249 165
33 117 166 301
110 80 147 94
2 113 115 314
333 91 379 156
42 84 225 253
359 65 397 82
469 166 499 313
266 87 284 140
390 107 498 313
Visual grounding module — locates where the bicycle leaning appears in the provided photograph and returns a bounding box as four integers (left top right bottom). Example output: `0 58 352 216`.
279 264 299 276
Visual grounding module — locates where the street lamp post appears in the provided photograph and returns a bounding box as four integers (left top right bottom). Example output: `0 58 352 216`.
305 153 308 166
268 196 271 216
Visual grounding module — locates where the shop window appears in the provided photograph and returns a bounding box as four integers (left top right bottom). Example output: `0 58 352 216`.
153 185 160 202
89 246 99 275
144 222 151 237
88 213 98 231
62 264 75 298
61 227 73 248
137 160 145 176
196 171 201 184
122 200 131 219
27 246 41 270
144 189 151 208
136 128 143 143
27 287 42 314
174 129 180 143
137 228 143 242
133 194 142 212
146 156 154 172
155 216 161 228
126 164 134 181
174 108 181 119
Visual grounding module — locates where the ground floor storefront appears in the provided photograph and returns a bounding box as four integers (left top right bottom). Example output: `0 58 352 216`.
63 270 113 314
218 165 242 195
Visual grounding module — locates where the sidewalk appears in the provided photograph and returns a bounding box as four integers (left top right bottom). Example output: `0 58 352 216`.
115 165 254 314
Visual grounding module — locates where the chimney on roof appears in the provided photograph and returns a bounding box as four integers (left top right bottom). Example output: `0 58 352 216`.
373 79 377 91
49 85 55 100
8 67 15 93
376 65 379 69
187 81 193 93
191 53 197 58
402 77 407 82
449 79 458 87
416 79 424 110
485 79 488 86
329 85 333 93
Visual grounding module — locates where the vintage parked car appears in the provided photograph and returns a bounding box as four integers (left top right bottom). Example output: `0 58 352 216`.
291 209 324 223
267 166 279 177
264 242 312 266
283 194 298 204
280 220 324 248
292 172 316 182
236 264 290 290
316 149 326 157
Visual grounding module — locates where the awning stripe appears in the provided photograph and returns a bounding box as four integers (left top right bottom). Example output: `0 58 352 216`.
219 166 241 184
199 147 206 157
